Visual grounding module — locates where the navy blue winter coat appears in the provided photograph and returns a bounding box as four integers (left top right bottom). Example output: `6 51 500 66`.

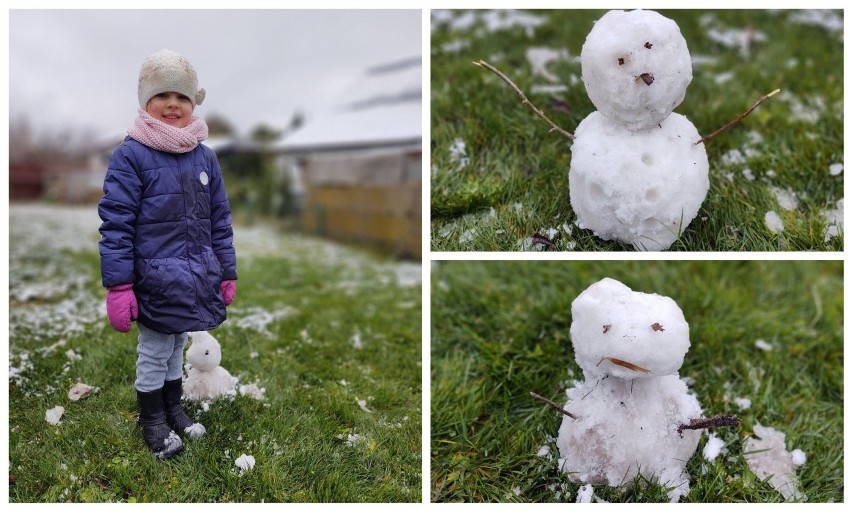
99 137 237 334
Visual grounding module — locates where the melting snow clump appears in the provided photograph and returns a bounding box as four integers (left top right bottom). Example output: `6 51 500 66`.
764 211 784 234
702 433 725 461
68 382 95 401
239 383 267 401
556 278 703 502
754 339 773 351
791 449 807 466
745 423 806 501
576 484 594 503
234 454 256 475
45 406 65 425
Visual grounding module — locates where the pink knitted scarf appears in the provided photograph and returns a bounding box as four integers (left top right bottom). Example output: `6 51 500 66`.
128 108 208 153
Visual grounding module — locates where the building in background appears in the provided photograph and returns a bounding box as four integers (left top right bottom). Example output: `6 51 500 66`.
275 56 422 259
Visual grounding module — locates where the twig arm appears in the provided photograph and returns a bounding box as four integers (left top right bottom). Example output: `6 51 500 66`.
474 60 575 141
530 391 578 420
696 89 780 145
677 414 740 436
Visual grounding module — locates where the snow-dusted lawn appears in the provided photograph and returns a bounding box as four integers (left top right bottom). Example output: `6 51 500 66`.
8 203 421 503
430 9 843 251
430 260 843 503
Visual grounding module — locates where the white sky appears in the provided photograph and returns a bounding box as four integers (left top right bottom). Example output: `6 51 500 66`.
8 9 421 141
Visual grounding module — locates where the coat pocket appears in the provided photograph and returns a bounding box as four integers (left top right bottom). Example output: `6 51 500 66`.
137 257 194 307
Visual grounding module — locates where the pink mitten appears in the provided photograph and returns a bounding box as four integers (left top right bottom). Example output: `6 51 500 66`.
220 280 236 306
106 284 138 333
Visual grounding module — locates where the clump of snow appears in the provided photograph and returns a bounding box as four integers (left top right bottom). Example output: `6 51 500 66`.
184 422 207 439
791 449 807 466
770 187 799 211
703 433 725 461
745 423 806 501
68 382 95 401
350 328 364 349
45 406 65 425
581 10 692 129
239 383 267 401
822 198 843 242
764 211 784 234
557 278 702 503
344 433 368 447
576 484 594 503
526 47 570 82
449 137 469 170
733 397 752 410
234 454 256 475
356 398 373 413
828 162 843 176
789 10 843 34
754 339 773 351
228 306 296 337
705 26 767 56
537 445 551 457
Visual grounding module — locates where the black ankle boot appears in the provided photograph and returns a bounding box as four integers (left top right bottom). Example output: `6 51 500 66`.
136 388 184 459
163 378 206 438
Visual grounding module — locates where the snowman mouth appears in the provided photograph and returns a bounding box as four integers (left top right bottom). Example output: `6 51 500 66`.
597 356 652 374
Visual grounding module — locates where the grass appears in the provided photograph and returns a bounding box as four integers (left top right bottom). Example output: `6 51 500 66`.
430 9 843 251
430 261 843 502
8 203 422 503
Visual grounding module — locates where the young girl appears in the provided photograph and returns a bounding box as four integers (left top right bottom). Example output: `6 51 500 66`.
98 49 237 459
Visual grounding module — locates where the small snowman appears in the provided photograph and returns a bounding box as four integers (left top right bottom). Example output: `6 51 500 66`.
569 9 708 250
555 278 702 502
184 331 236 402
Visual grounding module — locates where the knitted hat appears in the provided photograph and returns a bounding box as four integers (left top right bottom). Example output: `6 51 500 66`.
137 49 206 108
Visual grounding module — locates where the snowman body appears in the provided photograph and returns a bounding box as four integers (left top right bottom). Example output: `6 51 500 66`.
556 278 702 502
569 10 709 250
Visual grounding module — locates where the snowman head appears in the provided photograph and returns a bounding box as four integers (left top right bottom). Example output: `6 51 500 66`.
187 331 223 371
570 278 690 380
581 9 693 130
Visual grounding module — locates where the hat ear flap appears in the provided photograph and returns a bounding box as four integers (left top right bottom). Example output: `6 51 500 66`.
195 88 206 106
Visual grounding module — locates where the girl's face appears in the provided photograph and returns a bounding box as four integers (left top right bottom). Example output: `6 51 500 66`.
146 91 193 128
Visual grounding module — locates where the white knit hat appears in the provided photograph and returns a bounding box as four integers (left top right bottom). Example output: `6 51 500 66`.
137 49 206 108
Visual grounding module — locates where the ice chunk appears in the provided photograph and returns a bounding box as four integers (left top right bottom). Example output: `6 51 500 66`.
791 449 806 466
745 423 806 501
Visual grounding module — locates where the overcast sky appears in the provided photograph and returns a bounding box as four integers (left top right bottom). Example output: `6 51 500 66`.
9 9 421 142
